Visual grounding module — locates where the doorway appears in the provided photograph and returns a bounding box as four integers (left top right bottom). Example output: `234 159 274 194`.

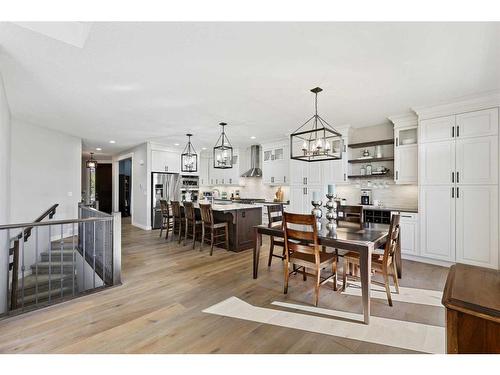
95 163 113 213
118 158 132 217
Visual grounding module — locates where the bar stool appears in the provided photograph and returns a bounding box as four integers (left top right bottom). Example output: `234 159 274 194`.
159 200 173 240
170 201 185 244
199 203 229 256
184 201 202 249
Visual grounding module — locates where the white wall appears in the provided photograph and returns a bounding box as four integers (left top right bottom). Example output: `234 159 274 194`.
0 73 11 313
114 142 150 230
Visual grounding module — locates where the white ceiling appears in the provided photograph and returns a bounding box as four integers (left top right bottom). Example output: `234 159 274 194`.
0 22 499 156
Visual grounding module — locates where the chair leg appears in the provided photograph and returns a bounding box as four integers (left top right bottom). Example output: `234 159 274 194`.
192 223 196 249
392 261 400 294
302 267 307 281
283 261 289 294
159 219 164 238
200 225 205 251
268 237 274 267
342 259 348 292
314 269 321 307
383 270 393 306
332 259 337 291
224 225 229 250
177 220 183 244
165 217 170 240
210 229 214 256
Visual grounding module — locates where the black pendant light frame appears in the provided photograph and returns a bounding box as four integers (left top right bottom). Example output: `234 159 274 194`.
86 152 98 169
213 122 234 169
181 133 198 172
290 87 343 162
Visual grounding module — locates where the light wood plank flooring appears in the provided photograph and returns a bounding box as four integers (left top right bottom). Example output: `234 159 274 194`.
0 221 448 353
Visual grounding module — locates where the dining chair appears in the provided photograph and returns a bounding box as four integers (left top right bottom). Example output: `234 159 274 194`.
283 212 337 307
170 201 185 244
159 200 173 240
184 201 202 249
342 213 400 306
199 203 229 255
266 204 285 267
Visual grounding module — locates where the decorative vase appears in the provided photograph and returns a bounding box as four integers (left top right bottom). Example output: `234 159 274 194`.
325 193 337 231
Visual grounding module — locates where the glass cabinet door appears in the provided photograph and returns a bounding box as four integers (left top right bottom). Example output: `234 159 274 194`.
397 128 418 146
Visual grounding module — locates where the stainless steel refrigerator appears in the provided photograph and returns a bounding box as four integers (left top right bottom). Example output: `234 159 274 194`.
151 172 179 229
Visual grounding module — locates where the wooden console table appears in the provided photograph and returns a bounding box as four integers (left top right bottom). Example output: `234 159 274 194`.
442 263 500 353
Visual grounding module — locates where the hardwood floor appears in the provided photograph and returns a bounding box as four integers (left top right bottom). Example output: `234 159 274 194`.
0 221 448 353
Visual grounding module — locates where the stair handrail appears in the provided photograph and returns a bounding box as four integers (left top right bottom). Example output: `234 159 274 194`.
5 203 58 311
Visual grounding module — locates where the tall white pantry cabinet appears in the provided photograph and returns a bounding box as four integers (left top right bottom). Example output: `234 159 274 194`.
417 104 499 269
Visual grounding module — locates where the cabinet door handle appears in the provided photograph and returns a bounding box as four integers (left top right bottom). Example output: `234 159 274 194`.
457 125 459 138
271 177 274 183
396 171 398 180
452 126 454 138
457 172 459 183
451 172 454 183
284 176 286 183
451 187 454 198
457 187 459 198
305 177 308 185
401 215 413 218
344 173 346 181
396 137 399 147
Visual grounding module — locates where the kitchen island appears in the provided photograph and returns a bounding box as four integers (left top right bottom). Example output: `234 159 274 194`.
193 202 262 252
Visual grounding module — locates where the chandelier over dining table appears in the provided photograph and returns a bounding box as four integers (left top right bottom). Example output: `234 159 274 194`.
290 87 343 162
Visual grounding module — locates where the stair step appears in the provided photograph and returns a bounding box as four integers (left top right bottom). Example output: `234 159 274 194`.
17 285 75 306
41 250 77 262
31 262 76 274
19 274 77 296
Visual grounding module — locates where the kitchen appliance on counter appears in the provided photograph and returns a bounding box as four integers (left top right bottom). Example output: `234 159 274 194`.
360 189 372 205
151 172 179 229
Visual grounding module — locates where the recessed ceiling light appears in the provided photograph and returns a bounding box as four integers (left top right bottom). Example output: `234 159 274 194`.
174 143 180 146
250 136 256 139
202 147 207 150
96 147 102 151
109 140 116 144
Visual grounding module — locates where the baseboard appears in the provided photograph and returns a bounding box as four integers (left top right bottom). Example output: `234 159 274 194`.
402 254 454 268
131 222 151 231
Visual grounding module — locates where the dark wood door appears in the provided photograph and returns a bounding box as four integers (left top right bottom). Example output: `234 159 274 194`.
95 164 112 213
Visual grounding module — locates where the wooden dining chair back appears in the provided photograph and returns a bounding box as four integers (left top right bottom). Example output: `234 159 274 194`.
282 212 337 306
336 205 363 228
342 213 401 306
170 201 184 243
199 203 229 256
266 204 285 267
159 200 173 239
183 202 202 249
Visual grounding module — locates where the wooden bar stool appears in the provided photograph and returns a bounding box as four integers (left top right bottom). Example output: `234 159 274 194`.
342 214 401 306
283 212 337 307
159 199 173 240
170 201 185 244
199 203 229 256
184 201 202 249
266 204 286 267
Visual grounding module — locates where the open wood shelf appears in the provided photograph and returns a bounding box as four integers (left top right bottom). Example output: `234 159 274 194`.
348 157 394 164
348 139 394 149
347 173 392 179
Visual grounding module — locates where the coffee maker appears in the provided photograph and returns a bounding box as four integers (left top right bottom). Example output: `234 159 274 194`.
361 189 372 205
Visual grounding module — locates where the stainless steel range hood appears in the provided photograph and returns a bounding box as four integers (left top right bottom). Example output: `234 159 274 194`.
241 145 262 177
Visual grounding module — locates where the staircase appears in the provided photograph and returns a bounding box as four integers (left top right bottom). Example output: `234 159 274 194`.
16 239 78 309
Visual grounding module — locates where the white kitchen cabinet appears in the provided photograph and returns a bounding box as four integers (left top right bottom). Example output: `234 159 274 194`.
455 185 498 269
419 185 456 261
395 145 418 184
455 136 498 185
262 142 289 185
287 185 306 214
420 115 455 143
455 108 499 139
199 155 210 186
209 153 240 186
419 140 455 185
399 212 418 256
151 150 180 173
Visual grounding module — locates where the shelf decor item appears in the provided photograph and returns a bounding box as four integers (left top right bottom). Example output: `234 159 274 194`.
181 133 198 172
311 198 323 230
325 193 337 231
85 152 98 169
290 87 342 162
213 122 233 169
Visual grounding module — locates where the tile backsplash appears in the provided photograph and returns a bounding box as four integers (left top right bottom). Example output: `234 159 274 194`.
200 177 290 202
336 183 418 209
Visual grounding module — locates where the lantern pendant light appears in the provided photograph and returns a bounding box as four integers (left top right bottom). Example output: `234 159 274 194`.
213 122 233 169
181 133 198 172
290 87 343 162
86 152 98 169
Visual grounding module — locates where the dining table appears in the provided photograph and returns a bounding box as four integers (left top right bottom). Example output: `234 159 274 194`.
253 220 394 324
